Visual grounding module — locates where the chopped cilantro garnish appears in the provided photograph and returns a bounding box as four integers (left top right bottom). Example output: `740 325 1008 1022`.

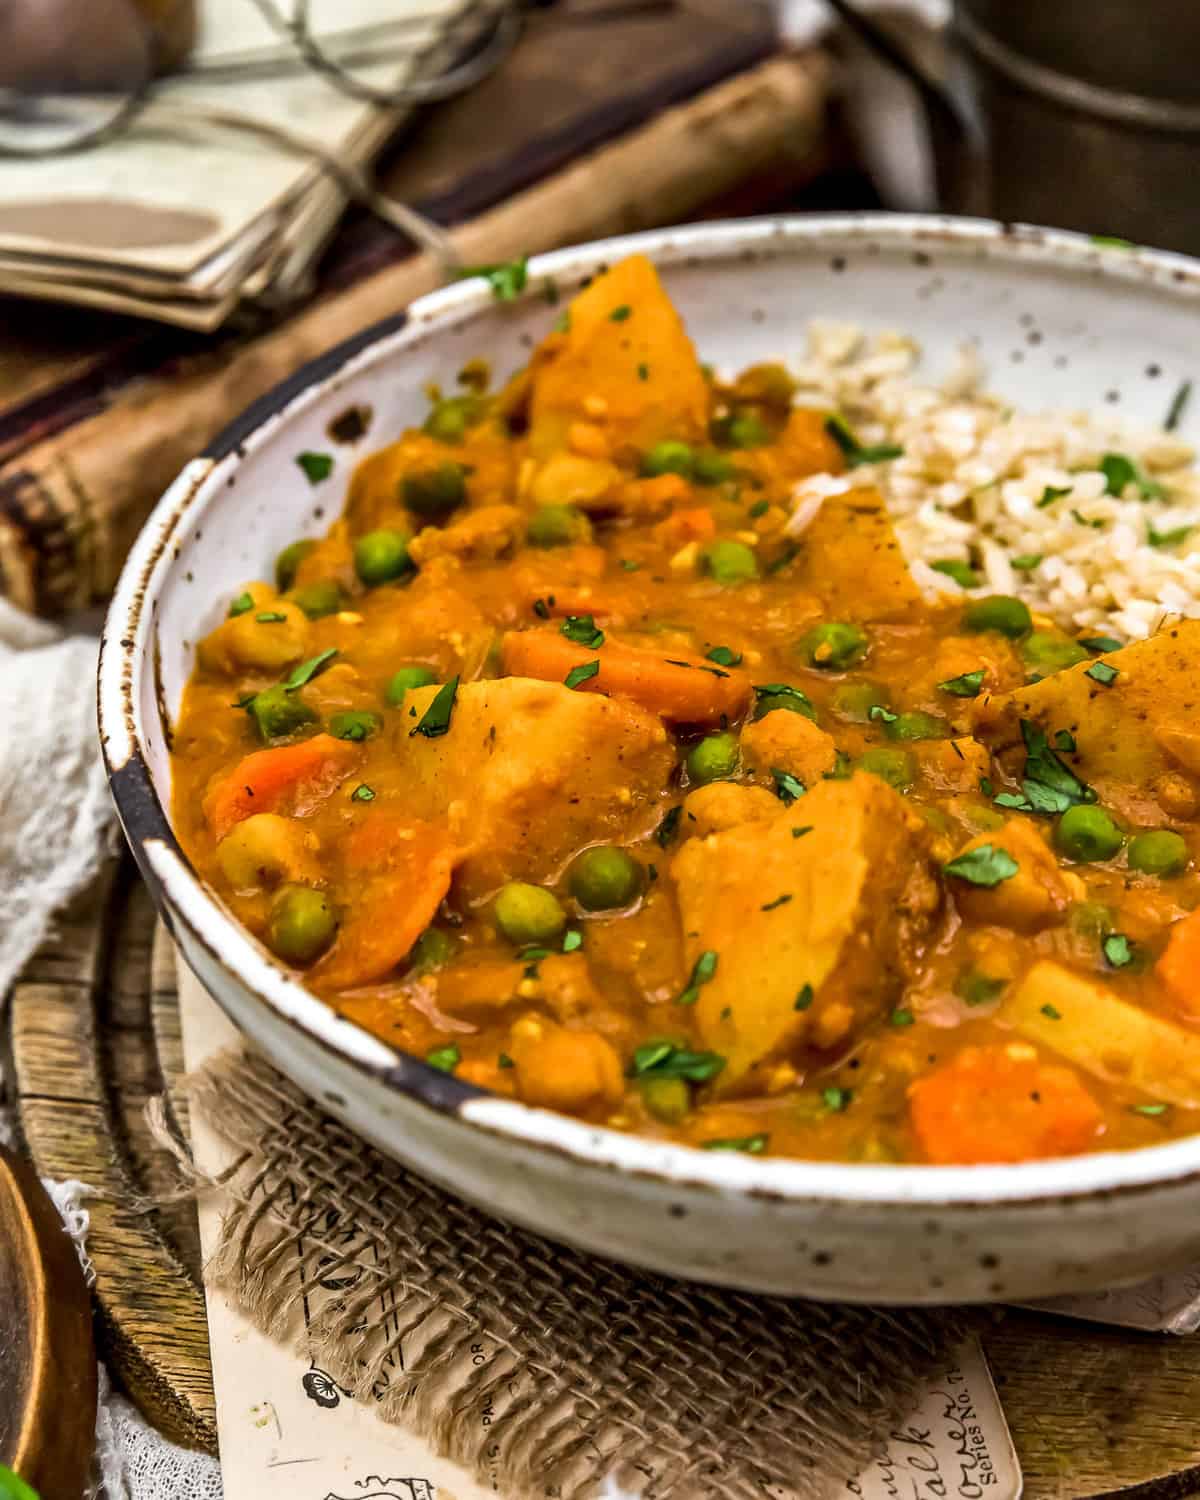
498 1053 515 1069
939 668 985 698
564 660 600 690
256 611 287 624
1071 508 1105 528
825 414 904 468
561 614 605 648
631 1041 725 1082
979 776 994 797
761 893 793 912
794 983 814 1011
228 591 253 617
1092 235 1135 249
1166 380 1192 432
770 767 806 805
350 784 376 802
410 675 460 737
1103 932 1134 968
1040 1003 1062 1020
868 704 898 723
459 256 528 301
822 1086 852 1113
1080 635 1121 653
620 559 641 572
930 558 979 588
748 499 770 519
890 1008 914 1027
943 844 1019 887
792 825 813 839
957 971 1006 1006
1086 661 1119 686
296 451 333 484
282 648 338 691
1149 521 1193 549
562 929 583 953
609 304 632 322
677 949 718 1006
702 1133 768 1154
533 597 551 619
706 645 742 667
1011 553 1043 571
1132 1102 1169 1117
519 947 552 963
656 805 682 848
637 363 650 382
426 1044 461 1074
1100 451 1164 500
1012 718 1095 815
1037 485 1072 508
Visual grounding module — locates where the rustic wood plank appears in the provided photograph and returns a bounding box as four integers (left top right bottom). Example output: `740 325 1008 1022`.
0 1144 96 1498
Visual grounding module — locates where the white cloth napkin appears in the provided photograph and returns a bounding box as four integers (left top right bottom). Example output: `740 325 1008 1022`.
0 608 221 1497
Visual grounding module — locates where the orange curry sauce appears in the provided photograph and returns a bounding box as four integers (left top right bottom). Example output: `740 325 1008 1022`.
172 254 1200 1165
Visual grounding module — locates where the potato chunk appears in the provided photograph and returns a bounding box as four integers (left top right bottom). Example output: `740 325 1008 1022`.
389 678 673 895
740 710 838 787
946 819 1077 931
527 254 709 457
1003 960 1200 1108
788 488 924 623
972 620 1200 824
670 773 937 1088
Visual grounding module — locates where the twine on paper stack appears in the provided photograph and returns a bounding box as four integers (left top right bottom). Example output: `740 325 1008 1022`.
171 1046 965 1500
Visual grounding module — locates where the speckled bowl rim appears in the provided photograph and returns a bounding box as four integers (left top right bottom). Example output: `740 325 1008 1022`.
100 212 1200 1214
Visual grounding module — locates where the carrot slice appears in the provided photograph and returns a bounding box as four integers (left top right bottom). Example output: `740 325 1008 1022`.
204 734 360 839
311 815 459 988
1157 907 1200 1019
908 1043 1103 1164
499 629 752 725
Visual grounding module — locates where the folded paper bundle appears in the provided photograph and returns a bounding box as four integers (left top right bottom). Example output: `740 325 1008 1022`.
0 0 511 328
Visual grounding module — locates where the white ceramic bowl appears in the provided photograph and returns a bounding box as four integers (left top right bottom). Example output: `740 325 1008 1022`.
100 215 1200 1303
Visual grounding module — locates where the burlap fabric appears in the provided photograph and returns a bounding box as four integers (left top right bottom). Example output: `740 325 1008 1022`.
177 1048 967 1500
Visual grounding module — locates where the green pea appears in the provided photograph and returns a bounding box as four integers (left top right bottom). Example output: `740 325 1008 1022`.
268 885 338 965
703 540 759 585
288 579 343 619
686 731 741 786
1068 901 1116 939
526 504 593 548
712 410 770 449
956 969 1006 1007
640 1075 691 1124
692 450 736 486
423 394 481 444
753 688 817 723
354 528 412 586
963 594 1032 639
1128 829 1190 877
386 664 437 706
801 622 868 671
275 538 316 593
246 685 317 744
329 710 381 743
885 710 948 742
1020 630 1089 675
642 440 695 479
832 680 891 722
568 846 645 911
1055 804 1125 862
410 927 461 971
857 746 915 790
402 463 467 521
493 882 567 944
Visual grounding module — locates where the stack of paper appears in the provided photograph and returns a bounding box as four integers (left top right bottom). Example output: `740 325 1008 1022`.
0 0 509 329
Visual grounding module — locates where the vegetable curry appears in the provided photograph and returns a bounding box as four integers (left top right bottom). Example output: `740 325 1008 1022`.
172 254 1200 1166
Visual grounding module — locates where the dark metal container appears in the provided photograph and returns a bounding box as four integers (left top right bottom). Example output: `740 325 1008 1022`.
948 0 1200 252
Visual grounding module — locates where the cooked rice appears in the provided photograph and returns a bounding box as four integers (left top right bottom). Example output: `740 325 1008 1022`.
781 322 1200 641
